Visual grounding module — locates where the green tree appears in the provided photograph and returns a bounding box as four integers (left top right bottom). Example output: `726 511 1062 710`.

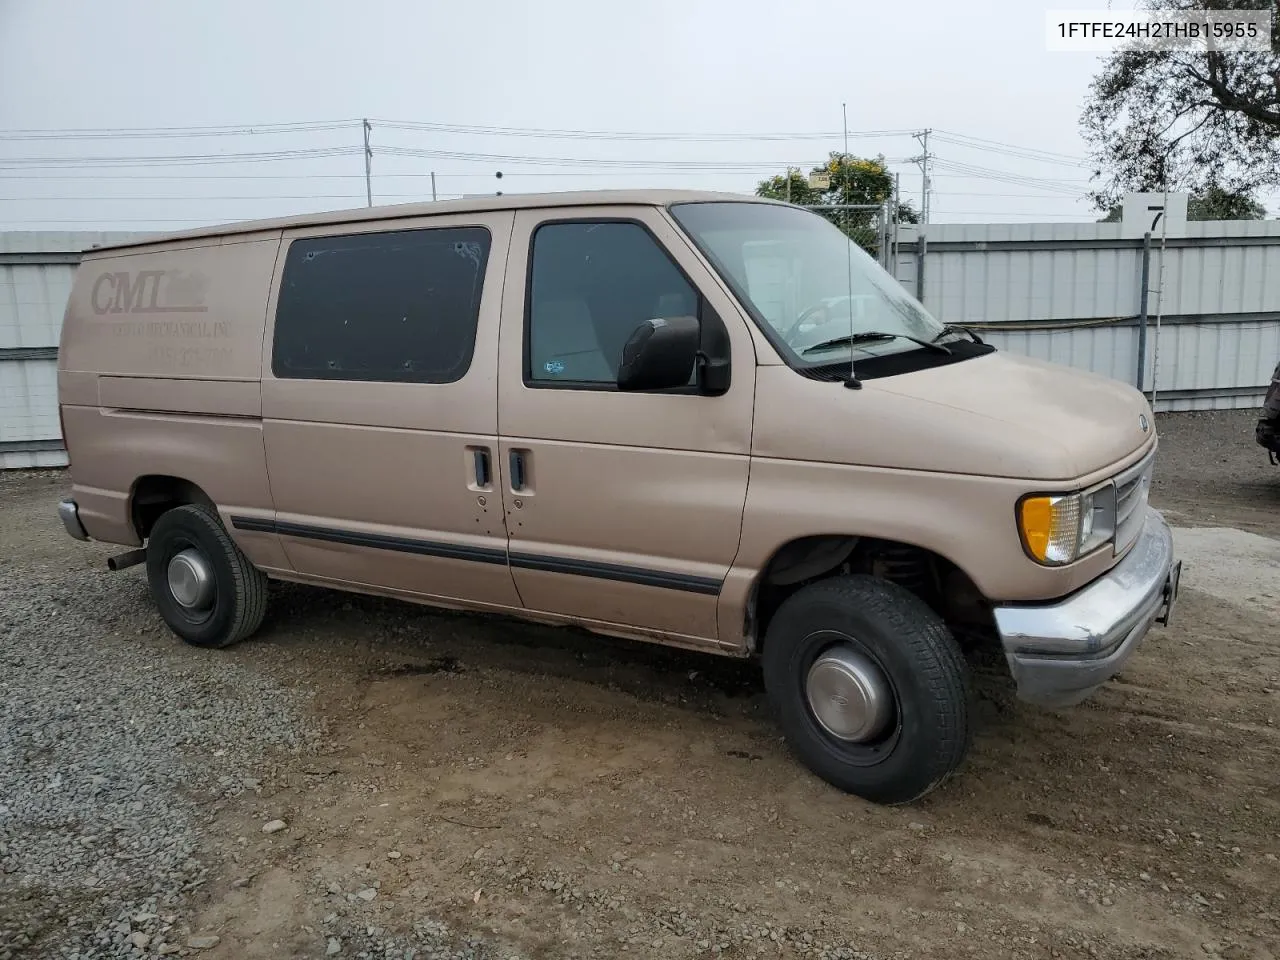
1189 186 1269 219
1096 186 1268 221
756 169 821 206
756 153 918 255
1081 0 1280 211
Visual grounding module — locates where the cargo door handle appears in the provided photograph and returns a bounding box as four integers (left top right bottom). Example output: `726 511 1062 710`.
472 449 491 487
509 449 528 492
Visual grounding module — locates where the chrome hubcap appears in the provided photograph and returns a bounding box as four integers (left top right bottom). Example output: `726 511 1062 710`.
167 548 214 611
805 646 893 742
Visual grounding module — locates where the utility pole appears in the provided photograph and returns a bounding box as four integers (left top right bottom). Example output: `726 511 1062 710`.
910 128 932 303
911 128 932 224
362 118 373 207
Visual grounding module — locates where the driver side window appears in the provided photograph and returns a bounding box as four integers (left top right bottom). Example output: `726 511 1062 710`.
526 220 698 387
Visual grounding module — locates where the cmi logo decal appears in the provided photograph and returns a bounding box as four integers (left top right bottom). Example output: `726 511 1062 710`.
90 270 209 315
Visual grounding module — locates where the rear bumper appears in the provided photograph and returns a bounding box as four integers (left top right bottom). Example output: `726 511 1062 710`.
58 498 90 542
992 508 1180 708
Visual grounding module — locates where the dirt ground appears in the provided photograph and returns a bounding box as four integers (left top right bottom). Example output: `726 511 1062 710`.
3 408 1279 960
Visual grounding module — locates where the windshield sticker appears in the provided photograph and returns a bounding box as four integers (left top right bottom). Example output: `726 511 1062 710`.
544 359 566 376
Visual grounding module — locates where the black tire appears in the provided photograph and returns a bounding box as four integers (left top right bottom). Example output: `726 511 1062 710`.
761 574 972 805
145 503 269 649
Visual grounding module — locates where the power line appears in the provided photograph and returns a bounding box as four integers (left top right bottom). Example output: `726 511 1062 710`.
375 145 823 169
2 179 1070 193
374 118 914 142
930 158 1088 194
0 146 363 169
0 121 1098 185
0 116 911 143
0 194 373 201
0 118 1098 176
377 146 913 171
0 117 1111 227
0 120 360 141
931 130 1089 167
0 143 905 172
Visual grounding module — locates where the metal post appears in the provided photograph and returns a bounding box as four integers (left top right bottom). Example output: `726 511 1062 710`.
917 231 927 304
1136 230 1152 392
1149 186 1171 410
362 118 373 207
431 171 437 202
877 204 885 268
880 203 893 269
892 172 901 274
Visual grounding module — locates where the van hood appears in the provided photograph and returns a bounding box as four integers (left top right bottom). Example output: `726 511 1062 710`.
752 350 1155 481
873 351 1154 473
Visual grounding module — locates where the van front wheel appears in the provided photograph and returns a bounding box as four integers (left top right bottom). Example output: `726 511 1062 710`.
761 574 972 805
145 503 269 649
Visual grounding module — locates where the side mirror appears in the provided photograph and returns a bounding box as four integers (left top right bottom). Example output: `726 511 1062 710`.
616 316 699 391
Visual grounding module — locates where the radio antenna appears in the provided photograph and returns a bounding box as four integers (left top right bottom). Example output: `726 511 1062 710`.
843 102 860 389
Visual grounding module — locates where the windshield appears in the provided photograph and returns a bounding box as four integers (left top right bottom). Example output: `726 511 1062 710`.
669 201 946 364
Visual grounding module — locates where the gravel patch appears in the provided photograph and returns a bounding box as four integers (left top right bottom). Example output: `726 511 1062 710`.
0 568 315 958
310 911 528 960
3 408 1279 960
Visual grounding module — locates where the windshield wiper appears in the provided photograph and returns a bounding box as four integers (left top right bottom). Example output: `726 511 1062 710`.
931 323 984 345
801 330 951 357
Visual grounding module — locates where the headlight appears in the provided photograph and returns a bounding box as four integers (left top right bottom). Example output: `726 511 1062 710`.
1018 483 1116 566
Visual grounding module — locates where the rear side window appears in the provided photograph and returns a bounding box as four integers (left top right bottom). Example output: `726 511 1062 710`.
272 226 491 383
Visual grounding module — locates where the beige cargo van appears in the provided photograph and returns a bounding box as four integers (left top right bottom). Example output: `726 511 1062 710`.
56 190 1181 804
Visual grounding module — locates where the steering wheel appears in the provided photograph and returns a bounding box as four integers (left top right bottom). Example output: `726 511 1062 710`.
781 300 833 345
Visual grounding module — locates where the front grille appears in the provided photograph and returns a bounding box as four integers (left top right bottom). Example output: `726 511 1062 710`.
1113 448 1155 555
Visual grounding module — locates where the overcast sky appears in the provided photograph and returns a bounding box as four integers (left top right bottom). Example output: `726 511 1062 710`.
0 0 1153 231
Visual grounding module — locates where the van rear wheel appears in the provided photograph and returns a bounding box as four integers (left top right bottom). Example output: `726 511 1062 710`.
761 574 972 805
145 503 269 649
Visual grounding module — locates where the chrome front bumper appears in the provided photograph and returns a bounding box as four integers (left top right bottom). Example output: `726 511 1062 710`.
993 507 1180 708
58 498 90 541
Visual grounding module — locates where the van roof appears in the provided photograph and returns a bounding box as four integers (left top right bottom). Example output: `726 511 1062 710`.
86 188 783 253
